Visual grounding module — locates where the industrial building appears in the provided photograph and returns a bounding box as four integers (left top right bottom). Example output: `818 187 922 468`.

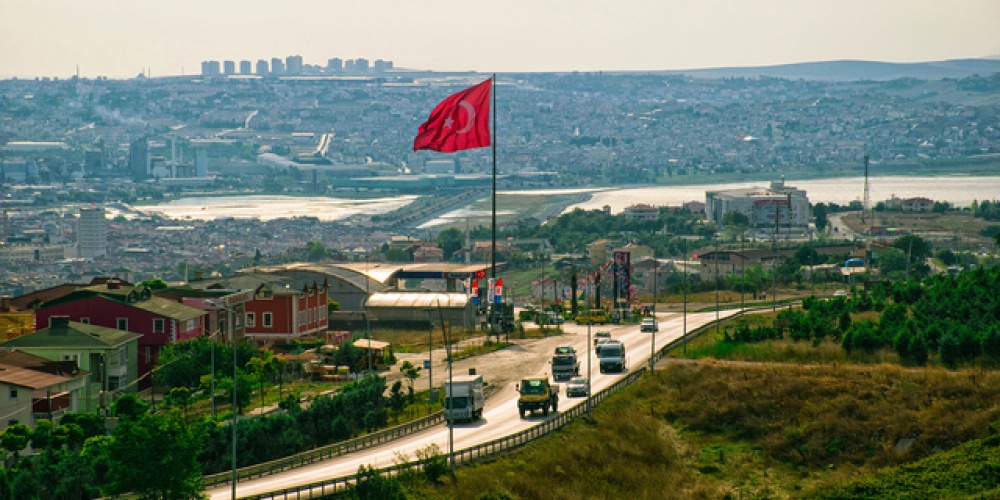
705 176 809 232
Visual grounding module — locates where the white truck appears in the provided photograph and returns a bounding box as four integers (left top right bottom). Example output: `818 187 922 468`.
443 374 485 423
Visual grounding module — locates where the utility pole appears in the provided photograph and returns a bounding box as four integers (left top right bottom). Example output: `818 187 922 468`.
682 239 688 356
772 196 779 311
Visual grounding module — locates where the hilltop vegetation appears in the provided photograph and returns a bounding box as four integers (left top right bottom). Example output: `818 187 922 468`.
390 362 1000 499
353 266 1000 499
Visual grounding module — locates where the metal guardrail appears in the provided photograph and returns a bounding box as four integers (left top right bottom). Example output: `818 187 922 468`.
236 369 648 500
203 410 444 488
231 312 743 499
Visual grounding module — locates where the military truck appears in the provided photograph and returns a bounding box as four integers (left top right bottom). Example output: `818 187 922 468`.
550 345 579 381
517 377 559 418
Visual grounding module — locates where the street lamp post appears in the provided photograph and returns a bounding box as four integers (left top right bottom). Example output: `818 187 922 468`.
683 239 688 356
441 313 455 474
365 256 372 376
587 318 592 413
425 310 433 413
650 258 657 373
232 325 237 500
741 230 746 313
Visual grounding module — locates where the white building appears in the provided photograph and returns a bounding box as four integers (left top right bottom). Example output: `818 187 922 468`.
705 176 809 231
76 206 107 259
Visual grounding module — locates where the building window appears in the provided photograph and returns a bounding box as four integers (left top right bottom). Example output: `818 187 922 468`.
145 347 151 364
108 377 120 391
246 312 256 327
119 347 128 364
116 318 128 331
80 317 91 325
62 353 80 364
152 319 165 333
9 388 18 400
263 312 273 327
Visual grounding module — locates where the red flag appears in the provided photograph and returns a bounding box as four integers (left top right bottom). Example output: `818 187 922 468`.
474 269 486 279
413 78 491 153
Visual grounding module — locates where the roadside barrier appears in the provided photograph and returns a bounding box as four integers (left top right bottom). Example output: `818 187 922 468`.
236 369 646 499
231 312 739 498
203 410 444 488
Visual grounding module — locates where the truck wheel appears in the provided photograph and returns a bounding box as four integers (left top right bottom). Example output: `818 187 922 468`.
519 407 526 418
552 400 558 412
542 404 549 416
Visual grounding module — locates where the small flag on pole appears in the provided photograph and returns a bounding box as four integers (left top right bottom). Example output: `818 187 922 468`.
413 78 492 153
494 278 503 305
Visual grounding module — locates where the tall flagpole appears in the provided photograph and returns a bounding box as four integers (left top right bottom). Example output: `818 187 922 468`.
490 74 497 339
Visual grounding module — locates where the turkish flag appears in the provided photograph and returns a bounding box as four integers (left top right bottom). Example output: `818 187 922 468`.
413 78 491 153
474 269 486 279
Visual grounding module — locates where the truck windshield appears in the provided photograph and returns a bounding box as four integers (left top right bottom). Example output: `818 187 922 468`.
553 355 575 365
521 381 545 394
445 396 468 409
601 345 622 356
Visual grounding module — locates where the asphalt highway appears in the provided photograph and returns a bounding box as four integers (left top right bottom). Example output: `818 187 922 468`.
208 309 738 499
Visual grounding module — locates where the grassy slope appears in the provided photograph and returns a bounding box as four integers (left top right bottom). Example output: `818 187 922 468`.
405 361 1000 499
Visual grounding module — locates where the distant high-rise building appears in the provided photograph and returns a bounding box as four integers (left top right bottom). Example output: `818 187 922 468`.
344 59 355 73
84 148 105 176
270 58 284 76
327 58 343 72
195 150 208 177
256 59 269 76
373 59 393 72
285 55 303 75
355 58 369 73
128 137 148 180
77 206 107 259
201 60 221 77
239 60 252 74
223 60 236 75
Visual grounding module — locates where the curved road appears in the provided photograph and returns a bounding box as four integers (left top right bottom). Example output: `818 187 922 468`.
209 309 737 499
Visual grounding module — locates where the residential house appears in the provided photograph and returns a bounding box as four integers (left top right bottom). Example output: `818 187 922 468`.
189 272 329 346
0 350 88 428
1 317 140 413
33 282 206 388
621 203 659 221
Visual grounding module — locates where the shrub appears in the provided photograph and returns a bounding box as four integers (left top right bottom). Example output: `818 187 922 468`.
940 333 961 370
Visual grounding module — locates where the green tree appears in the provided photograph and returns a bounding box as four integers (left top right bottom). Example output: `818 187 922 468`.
891 234 932 276
940 333 961 370
111 393 149 420
306 241 329 261
336 338 364 374
351 465 405 500
813 203 829 232
247 350 282 405
139 278 169 290
399 360 421 404
106 414 206 499
167 386 192 420
436 227 465 259
389 380 406 422
935 249 957 266
1 424 31 467
59 413 105 441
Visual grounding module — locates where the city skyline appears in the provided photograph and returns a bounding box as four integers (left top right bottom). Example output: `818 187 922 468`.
1 0 999 79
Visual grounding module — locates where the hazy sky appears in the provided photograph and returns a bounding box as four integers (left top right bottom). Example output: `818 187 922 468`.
3 0 999 79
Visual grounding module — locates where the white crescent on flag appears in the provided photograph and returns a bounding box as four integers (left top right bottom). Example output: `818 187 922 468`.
456 101 476 134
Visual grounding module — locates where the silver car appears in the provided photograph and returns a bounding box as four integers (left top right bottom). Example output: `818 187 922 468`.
566 376 589 397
